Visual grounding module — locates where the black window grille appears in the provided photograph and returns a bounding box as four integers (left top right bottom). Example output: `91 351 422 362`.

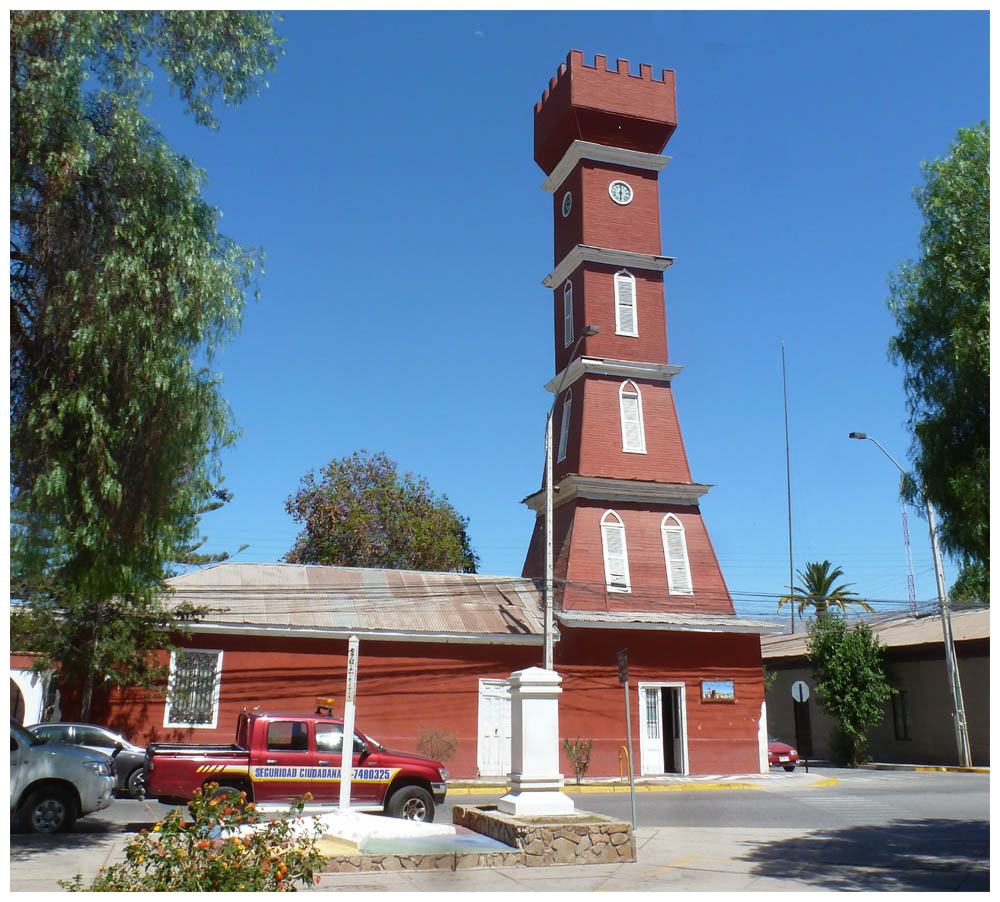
167 650 220 726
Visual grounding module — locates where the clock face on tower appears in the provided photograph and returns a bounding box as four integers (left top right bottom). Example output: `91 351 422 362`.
609 180 633 205
562 191 573 217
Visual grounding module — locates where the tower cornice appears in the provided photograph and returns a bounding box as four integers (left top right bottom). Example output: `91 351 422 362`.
544 356 682 395
543 245 675 289
540 140 671 194
522 475 711 513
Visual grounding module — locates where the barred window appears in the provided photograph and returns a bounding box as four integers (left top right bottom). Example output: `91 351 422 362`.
892 690 911 741
164 649 223 729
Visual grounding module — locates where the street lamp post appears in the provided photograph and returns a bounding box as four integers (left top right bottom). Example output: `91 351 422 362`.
543 324 599 671
848 432 972 767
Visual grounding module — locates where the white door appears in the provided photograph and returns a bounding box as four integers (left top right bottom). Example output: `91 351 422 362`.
638 684 665 775
477 679 511 777
638 682 687 776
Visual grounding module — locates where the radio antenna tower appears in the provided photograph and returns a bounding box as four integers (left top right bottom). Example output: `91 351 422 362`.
899 476 918 614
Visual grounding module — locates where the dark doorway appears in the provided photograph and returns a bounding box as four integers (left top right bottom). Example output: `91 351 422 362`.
661 687 681 773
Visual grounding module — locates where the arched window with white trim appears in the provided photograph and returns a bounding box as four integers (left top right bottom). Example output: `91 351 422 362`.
557 389 572 463
563 280 574 348
619 381 646 453
661 514 693 595
614 269 637 336
600 510 631 593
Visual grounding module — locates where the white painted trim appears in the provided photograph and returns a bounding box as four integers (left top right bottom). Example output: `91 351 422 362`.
544 356 682 394
563 280 574 348
600 510 631 594
164 648 223 729
661 514 694 596
619 380 647 454
541 140 671 194
523 475 712 512
638 682 688 776
557 389 572 463
543 245 675 289
177 622 547 645
614 269 639 337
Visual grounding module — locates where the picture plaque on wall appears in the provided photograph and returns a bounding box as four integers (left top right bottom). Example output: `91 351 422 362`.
701 679 735 702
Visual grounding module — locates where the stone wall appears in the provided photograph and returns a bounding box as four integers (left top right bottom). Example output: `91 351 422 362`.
452 804 636 866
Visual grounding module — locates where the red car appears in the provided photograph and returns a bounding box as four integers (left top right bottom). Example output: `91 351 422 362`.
768 736 800 771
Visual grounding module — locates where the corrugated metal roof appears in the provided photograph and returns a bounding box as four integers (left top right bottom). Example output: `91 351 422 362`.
557 609 785 635
761 608 990 660
164 562 546 640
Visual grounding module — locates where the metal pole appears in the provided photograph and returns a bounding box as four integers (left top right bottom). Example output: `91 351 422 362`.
624 680 637 829
544 410 554 671
925 500 972 767
848 432 971 767
782 342 794 633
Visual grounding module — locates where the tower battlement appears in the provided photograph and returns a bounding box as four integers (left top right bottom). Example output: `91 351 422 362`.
533 50 677 175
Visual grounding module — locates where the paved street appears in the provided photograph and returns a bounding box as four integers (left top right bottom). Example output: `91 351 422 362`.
9 768 989 893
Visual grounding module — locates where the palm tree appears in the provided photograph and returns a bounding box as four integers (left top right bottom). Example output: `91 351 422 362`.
777 560 874 619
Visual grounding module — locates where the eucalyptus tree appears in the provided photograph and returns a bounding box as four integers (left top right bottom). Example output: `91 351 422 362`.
887 123 989 601
777 560 875 620
10 11 282 717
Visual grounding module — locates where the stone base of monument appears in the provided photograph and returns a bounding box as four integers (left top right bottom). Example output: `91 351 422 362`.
452 804 636 866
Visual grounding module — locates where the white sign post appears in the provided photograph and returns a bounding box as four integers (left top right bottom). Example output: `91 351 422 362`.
339 635 359 810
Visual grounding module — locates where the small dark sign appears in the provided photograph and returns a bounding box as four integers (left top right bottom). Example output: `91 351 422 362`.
617 649 629 685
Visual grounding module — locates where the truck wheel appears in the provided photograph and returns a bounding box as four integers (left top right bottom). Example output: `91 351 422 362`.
209 783 250 807
127 767 146 799
21 787 77 834
387 786 434 822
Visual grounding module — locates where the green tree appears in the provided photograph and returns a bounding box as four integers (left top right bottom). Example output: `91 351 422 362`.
948 558 988 608
777 561 875 619
284 451 480 573
887 123 989 598
10 12 282 718
807 615 895 766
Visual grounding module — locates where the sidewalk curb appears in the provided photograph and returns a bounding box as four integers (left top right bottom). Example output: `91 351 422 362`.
861 763 989 774
446 775 838 795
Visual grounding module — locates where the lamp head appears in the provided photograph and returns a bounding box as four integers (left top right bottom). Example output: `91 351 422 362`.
848 432 867 440
582 325 600 337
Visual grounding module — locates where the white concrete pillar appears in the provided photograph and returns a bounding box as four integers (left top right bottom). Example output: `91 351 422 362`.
498 667 575 816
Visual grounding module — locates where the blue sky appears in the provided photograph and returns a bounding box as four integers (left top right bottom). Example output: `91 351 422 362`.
146 10 988 621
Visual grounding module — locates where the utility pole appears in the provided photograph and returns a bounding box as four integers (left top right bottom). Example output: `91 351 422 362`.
848 432 971 767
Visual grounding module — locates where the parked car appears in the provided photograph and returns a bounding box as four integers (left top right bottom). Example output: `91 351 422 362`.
768 736 800 771
28 722 147 797
10 720 115 833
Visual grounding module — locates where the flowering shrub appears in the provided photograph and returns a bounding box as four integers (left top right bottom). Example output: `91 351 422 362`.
60 784 327 892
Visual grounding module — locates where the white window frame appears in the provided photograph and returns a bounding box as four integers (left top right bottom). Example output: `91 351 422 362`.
164 648 224 729
600 510 631 594
614 269 638 337
619 380 647 454
557 389 572 463
563 280 574 348
661 514 694 595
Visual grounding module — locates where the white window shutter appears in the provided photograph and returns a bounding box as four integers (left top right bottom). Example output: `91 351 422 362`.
620 385 645 453
601 515 631 592
615 272 637 336
662 520 694 595
563 282 574 347
557 392 571 462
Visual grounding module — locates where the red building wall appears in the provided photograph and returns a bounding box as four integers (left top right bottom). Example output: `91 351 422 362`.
46 625 762 780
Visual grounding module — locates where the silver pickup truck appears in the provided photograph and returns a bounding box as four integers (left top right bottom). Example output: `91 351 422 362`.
10 720 116 833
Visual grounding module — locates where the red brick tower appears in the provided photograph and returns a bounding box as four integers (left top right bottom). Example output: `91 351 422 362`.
522 51 735 619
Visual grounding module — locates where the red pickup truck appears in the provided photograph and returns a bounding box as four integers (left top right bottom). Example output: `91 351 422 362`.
145 708 448 822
